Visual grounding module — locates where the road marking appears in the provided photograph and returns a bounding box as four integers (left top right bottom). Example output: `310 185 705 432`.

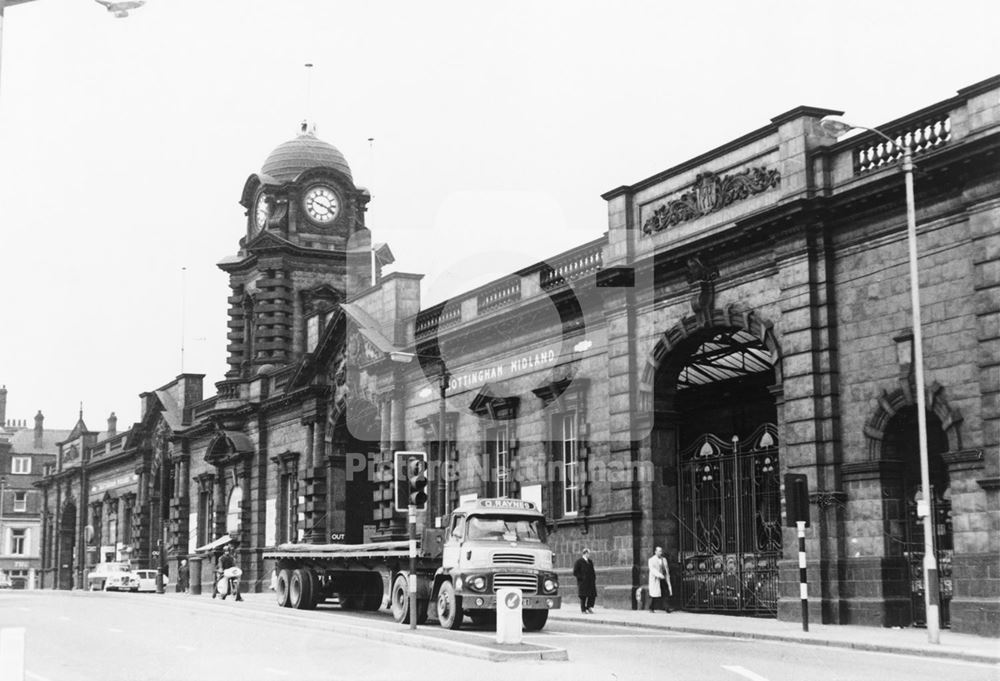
722 665 771 681
24 670 56 681
26 672 55 681
264 668 289 676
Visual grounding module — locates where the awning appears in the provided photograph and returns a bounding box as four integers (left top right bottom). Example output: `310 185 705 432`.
193 535 233 553
215 430 255 455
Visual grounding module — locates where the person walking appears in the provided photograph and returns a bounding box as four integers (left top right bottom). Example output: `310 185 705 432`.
178 559 189 593
572 547 597 614
647 546 672 613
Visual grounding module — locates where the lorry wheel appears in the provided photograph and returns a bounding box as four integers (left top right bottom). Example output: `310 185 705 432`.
390 574 410 623
436 581 463 630
276 569 292 608
522 609 549 631
289 568 316 610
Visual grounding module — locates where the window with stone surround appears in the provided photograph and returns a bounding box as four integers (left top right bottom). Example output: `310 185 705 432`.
555 411 580 517
273 452 299 544
13 491 27 513
12 457 30 474
10 528 26 555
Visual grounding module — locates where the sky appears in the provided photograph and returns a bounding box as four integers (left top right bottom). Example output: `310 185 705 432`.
0 0 996 431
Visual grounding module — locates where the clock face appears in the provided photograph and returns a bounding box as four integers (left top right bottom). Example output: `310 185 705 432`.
303 185 339 224
254 193 270 230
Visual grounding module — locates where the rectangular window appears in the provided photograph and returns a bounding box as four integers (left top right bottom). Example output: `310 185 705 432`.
11 529 26 555
278 473 294 544
559 412 579 516
13 491 27 513
123 504 133 544
486 425 510 498
12 457 30 474
198 491 212 546
306 315 320 352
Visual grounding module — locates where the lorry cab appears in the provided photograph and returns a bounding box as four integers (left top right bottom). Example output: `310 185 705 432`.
435 498 560 630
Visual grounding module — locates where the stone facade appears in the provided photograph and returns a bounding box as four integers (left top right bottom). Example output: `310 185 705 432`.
37 76 1000 637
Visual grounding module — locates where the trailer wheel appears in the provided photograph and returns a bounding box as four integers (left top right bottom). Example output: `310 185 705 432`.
522 609 548 631
289 568 316 610
276 569 292 608
360 574 382 611
436 580 463 630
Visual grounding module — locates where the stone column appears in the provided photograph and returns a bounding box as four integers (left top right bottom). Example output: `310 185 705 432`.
773 222 846 625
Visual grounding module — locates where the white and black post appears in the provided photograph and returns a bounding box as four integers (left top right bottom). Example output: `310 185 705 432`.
408 504 417 631
797 519 808 632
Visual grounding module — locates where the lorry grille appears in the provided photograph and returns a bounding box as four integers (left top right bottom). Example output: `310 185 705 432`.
492 573 537 594
492 552 535 565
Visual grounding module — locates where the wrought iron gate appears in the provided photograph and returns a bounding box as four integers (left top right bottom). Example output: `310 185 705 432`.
677 423 782 615
906 489 953 628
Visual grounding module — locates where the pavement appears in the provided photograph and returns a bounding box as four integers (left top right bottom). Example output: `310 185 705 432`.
549 605 1000 665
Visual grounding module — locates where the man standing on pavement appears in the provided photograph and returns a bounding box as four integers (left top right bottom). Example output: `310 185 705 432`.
572 547 597 614
647 546 672 613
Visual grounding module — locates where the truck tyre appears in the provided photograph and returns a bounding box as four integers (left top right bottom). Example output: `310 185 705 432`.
522 609 548 631
390 574 410 623
276 569 292 608
436 581 463 630
289 568 316 610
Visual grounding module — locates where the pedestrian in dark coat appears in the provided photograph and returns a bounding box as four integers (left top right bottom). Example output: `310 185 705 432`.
572 548 597 613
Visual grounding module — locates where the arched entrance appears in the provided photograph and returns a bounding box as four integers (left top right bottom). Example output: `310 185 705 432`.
883 406 952 628
58 500 77 590
649 309 781 615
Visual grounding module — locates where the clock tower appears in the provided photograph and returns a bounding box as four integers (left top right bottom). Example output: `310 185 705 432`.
220 123 374 378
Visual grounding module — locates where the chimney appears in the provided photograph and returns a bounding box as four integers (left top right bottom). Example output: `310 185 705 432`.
34 410 44 448
107 412 117 437
0 385 6 427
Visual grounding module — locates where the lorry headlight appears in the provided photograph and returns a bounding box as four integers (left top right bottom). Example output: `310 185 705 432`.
543 578 557 593
469 576 486 592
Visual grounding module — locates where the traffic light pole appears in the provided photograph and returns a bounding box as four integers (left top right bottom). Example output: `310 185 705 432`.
408 504 417 630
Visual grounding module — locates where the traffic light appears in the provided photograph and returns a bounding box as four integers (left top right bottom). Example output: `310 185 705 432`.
408 454 428 509
393 451 429 512
783 473 810 528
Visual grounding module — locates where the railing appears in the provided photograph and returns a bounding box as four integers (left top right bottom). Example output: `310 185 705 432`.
477 278 521 314
540 244 603 290
854 115 951 173
415 303 462 338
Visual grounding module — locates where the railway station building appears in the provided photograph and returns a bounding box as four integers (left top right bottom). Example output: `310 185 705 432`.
36 75 1000 636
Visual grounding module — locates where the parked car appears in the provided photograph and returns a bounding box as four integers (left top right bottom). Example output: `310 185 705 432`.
133 569 169 593
86 562 138 592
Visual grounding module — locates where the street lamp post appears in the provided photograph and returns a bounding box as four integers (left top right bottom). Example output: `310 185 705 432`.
820 117 940 644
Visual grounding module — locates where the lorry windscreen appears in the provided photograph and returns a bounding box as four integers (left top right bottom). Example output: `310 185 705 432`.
466 515 546 543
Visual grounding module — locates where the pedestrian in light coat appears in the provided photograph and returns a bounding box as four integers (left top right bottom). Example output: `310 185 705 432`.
647 546 672 613
572 548 597 613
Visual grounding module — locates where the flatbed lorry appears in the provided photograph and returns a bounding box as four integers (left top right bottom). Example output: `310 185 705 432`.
263 498 561 630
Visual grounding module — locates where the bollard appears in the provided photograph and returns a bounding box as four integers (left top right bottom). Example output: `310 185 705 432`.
0 627 26 681
188 556 202 595
496 587 523 644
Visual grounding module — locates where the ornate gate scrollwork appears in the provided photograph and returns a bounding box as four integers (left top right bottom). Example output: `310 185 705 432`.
678 423 782 615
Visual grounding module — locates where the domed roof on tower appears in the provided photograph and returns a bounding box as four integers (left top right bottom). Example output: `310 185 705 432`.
261 121 352 183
